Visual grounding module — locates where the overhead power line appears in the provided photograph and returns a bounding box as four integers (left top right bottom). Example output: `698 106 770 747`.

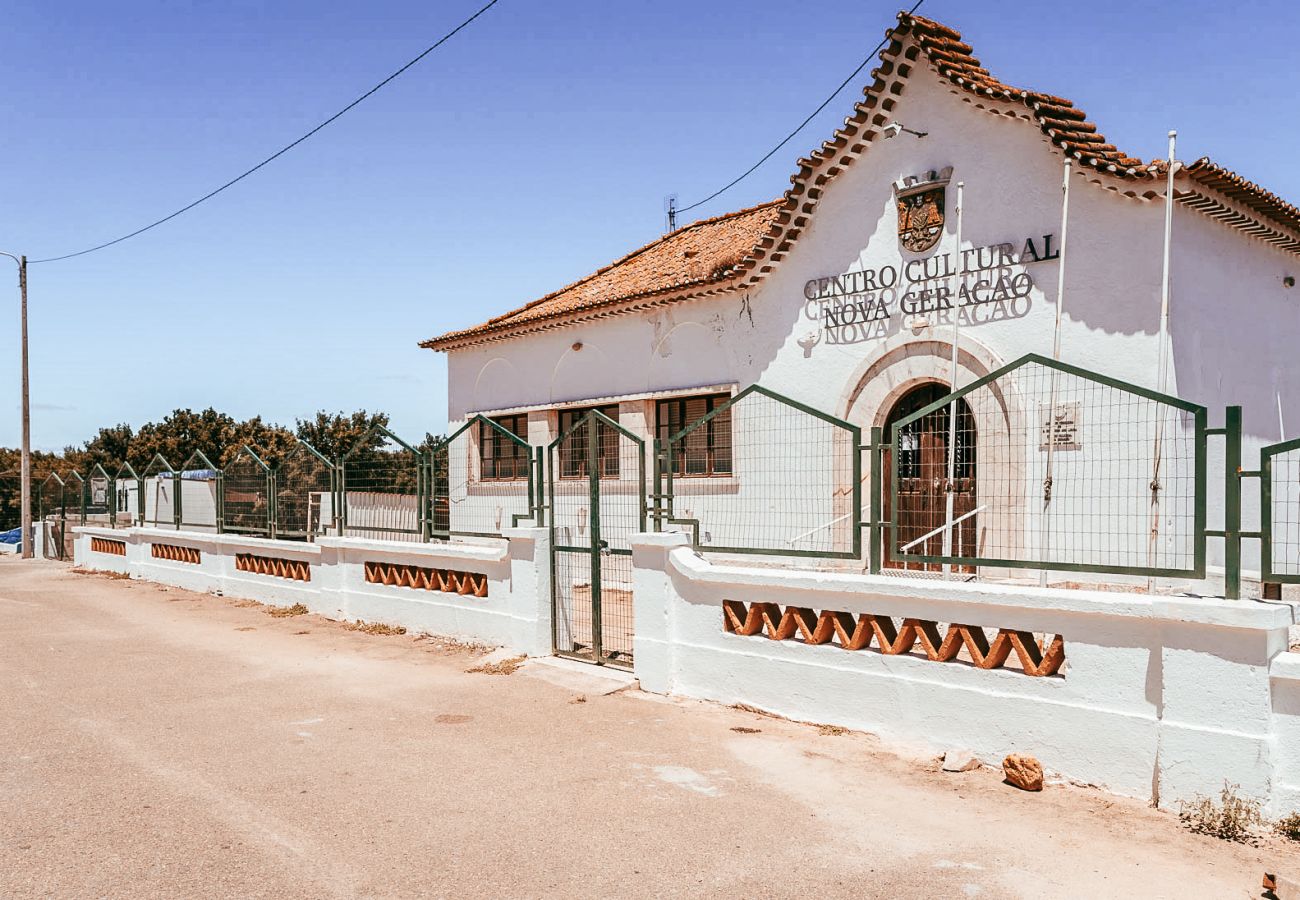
676 0 924 217
31 0 503 264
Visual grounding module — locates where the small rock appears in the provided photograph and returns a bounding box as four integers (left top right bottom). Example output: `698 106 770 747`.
1002 754 1044 791
942 750 980 772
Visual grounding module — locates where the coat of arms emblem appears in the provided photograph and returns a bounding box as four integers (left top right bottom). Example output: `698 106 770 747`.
894 167 952 253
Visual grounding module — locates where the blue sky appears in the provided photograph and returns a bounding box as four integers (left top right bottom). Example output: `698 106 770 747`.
2 0 1296 452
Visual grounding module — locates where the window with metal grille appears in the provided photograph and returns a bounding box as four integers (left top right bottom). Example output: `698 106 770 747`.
558 405 620 479
479 414 529 481
886 384 975 480
657 393 733 477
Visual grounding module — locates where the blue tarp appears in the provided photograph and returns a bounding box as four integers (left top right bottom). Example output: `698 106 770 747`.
0 527 21 545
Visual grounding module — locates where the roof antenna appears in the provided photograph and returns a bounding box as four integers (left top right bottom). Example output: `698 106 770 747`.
664 195 678 233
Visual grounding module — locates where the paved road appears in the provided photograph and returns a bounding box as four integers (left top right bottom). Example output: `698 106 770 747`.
0 558 1287 898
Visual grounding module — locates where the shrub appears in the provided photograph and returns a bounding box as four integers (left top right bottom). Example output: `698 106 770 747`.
1178 782 1263 843
1277 812 1300 842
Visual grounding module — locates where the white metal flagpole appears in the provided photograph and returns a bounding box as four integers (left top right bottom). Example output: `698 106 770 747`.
941 181 965 570
1148 131 1178 581
1040 159 1072 584
1156 131 1177 396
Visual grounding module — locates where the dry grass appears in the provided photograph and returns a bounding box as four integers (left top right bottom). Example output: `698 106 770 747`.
232 599 263 608
1276 812 1300 842
731 703 782 719
267 603 308 618
343 620 407 636
71 568 131 580
467 655 526 675
412 634 492 655
731 726 762 734
1178 782 1264 844
818 724 849 737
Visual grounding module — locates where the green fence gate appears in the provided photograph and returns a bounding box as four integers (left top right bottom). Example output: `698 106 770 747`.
549 409 645 667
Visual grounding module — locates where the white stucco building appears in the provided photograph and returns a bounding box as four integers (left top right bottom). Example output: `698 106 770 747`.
423 11 1299 592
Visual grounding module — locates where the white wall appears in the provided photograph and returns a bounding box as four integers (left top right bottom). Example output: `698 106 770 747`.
630 532 1298 812
72 526 553 657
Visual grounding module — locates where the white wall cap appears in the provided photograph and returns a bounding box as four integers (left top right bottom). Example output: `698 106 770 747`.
501 526 547 540
315 535 508 563
110 526 322 557
72 526 126 538
1270 651 1300 682
629 532 693 549
667 549 1293 630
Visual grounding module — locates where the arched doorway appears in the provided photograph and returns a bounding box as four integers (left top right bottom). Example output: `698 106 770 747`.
882 382 977 571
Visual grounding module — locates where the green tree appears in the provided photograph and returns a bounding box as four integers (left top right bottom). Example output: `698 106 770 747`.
220 416 296 468
63 423 134 475
128 408 235 469
294 410 390 462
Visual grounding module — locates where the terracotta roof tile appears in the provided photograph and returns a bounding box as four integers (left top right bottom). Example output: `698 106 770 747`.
420 201 783 349
423 10 1300 351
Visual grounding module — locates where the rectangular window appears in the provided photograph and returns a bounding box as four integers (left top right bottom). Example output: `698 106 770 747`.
558 405 620 479
656 393 732 477
479 414 529 481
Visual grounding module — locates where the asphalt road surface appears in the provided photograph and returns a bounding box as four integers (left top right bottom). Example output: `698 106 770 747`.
1 557 1291 898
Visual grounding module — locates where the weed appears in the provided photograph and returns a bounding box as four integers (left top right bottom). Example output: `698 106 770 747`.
731 703 781 719
1177 782 1263 843
267 603 308 618
818 724 849 737
1276 812 1300 842
343 619 407 636
731 726 761 734
71 567 131 580
468 655 526 675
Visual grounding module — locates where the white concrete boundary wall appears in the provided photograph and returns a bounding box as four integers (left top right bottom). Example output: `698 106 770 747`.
631 533 1299 813
73 526 552 657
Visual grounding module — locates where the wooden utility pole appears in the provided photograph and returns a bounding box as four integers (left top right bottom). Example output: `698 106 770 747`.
1 251 30 558
19 255 30 559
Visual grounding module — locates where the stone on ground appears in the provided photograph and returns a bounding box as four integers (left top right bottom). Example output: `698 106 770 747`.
1003 754 1044 791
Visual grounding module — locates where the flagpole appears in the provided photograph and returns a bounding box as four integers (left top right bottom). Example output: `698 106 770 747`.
941 181 965 573
1148 131 1178 583
1041 159 1072 585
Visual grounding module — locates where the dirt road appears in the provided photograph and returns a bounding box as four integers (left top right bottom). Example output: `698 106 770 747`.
0 557 1292 898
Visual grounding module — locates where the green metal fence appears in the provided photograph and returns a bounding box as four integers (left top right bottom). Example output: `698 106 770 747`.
222 446 271 537
1262 437 1300 586
40 362 1294 598
141 454 178 528
886 354 1207 579
36 471 83 560
114 461 142 527
430 415 540 540
653 384 862 559
339 425 427 541
271 439 336 541
86 464 112 522
178 450 221 533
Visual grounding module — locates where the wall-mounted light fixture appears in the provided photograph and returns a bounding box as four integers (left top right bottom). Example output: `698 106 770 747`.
882 122 928 140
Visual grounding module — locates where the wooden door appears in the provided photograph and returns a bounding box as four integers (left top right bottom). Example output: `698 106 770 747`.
882 383 977 572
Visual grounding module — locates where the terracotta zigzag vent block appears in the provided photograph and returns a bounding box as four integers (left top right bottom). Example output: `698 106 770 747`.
235 553 311 582
364 561 488 598
90 537 126 556
722 600 1065 678
151 543 201 565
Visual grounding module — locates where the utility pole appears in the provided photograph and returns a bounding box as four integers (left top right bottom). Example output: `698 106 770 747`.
1 251 31 559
